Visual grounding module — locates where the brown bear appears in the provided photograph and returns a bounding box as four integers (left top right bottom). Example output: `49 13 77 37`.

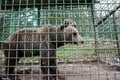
0 21 83 80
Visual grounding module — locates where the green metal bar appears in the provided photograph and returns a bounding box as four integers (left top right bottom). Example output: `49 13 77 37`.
0 0 1 66
90 2 98 56
11 13 15 33
113 14 120 60
37 7 40 26
0 0 1 10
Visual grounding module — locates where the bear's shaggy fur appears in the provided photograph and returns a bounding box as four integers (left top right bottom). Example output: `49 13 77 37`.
0 25 82 80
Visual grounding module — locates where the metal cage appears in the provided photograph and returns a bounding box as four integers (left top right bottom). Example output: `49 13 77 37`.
0 0 120 80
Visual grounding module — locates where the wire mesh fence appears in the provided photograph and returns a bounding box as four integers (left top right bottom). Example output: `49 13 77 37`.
0 0 120 80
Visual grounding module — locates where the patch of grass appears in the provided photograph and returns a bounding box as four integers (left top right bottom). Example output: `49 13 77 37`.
57 44 95 58
97 43 118 57
56 44 95 62
57 43 118 62
20 57 40 63
20 43 118 63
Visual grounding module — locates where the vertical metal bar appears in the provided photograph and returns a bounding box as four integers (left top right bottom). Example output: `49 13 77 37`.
90 3 98 56
37 0 42 27
0 0 1 10
113 14 120 60
0 0 2 41
38 8 40 26
11 13 15 33
0 0 2 67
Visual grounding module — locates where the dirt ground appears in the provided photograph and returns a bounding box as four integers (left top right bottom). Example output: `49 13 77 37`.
0 62 120 80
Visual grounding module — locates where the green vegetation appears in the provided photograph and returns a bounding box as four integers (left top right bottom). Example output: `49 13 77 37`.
20 42 118 63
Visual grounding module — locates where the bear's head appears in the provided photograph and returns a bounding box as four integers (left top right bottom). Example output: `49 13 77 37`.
59 25 83 46
65 26 82 45
57 19 83 47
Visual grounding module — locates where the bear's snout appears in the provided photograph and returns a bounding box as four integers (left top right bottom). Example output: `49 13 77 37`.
77 41 84 45
74 34 84 45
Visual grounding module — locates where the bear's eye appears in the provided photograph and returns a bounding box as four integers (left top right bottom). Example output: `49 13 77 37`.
73 32 77 36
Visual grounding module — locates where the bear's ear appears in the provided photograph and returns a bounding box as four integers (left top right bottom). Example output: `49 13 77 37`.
64 19 70 26
60 19 70 30
72 22 77 28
